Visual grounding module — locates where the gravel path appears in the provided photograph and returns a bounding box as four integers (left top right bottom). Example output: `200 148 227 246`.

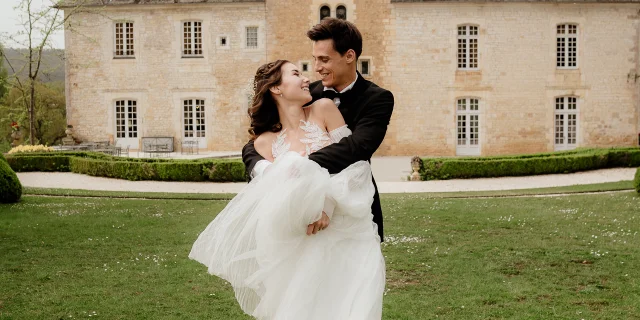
16 167 637 194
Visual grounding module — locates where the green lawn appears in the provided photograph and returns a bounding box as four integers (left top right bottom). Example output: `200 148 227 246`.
1 191 639 319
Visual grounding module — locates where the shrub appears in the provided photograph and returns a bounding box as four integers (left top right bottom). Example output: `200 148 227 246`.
7 156 71 172
0 153 6 164
6 151 245 182
634 167 640 194
0 157 22 203
8 144 54 154
420 147 640 180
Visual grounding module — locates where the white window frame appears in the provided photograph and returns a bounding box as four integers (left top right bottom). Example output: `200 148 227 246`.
114 99 139 149
457 24 479 70
114 21 134 58
245 26 258 49
456 97 481 156
182 99 207 149
182 20 203 58
556 23 578 69
554 96 579 151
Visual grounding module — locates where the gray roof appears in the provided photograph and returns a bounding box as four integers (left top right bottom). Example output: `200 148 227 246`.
57 0 640 7
392 0 640 2
56 0 263 7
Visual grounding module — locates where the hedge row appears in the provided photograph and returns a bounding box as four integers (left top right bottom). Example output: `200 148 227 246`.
0 153 22 203
6 152 245 182
634 168 640 194
420 147 640 180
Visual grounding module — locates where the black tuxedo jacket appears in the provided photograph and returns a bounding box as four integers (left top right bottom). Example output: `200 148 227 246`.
242 72 394 241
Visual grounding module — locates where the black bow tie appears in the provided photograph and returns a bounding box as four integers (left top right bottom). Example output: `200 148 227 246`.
322 90 341 100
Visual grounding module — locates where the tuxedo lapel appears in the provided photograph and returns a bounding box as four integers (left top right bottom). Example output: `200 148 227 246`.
339 72 369 126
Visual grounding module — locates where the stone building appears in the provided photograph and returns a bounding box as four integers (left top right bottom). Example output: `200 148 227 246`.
61 0 640 156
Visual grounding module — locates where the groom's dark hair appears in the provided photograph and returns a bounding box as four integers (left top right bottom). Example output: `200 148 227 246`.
307 18 362 59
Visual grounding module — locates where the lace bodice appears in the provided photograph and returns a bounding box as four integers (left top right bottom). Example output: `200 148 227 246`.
272 121 352 159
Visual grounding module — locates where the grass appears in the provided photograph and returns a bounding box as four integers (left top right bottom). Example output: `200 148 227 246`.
22 179 634 200
1 191 640 319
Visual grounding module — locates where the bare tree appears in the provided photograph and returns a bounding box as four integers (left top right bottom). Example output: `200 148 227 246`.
0 0 100 145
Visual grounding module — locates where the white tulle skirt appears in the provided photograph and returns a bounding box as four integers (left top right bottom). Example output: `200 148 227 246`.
189 152 385 320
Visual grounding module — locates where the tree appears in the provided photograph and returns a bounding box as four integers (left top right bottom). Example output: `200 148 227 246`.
1 81 66 145
0 0 99 145
0 45 7 101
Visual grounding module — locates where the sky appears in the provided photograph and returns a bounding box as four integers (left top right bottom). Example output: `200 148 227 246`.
0 0 65 49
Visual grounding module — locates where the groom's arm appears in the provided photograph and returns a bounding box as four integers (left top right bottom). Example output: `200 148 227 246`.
308 90 394 174
242 140 267 182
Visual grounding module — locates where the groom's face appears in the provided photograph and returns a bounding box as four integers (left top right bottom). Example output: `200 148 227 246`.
312 39 351 90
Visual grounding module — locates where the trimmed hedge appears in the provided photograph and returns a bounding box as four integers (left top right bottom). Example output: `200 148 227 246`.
420 147 640 180
0 156 22 203
0 153 6 163
7 152 245 182
635 167 640 194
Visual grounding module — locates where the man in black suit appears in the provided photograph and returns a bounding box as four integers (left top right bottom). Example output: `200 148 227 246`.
242 18 394 241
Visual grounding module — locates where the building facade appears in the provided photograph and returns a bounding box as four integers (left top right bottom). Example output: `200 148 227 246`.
62 0 640 156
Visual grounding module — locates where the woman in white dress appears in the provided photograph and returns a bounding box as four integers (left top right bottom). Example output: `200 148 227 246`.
189 60 385 320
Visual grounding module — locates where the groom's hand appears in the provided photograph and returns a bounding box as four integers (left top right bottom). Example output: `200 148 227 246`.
307 211 330 235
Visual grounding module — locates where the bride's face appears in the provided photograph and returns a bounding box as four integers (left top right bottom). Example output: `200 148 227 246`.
276 62 312 105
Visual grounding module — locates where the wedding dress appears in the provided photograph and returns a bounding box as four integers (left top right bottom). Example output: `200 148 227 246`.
189 120 385 320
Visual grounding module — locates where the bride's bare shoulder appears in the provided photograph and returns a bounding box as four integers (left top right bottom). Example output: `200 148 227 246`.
307 98 344 131
254 131 276 161
309 98 336 112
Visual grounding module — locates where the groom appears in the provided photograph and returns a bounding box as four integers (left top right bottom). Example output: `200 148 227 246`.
242 18 394 241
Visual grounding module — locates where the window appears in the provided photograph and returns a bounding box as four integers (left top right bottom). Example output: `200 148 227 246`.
301 62 309 72
220 36 227 47
358 59 371 76
246 27 258 49
183 21 203 57
457 25 478 70
184 99 206 138
557 24 578 68
554 96 578 150
336 5 347 20
456 98 480 155
114 22 134 57
115 100 138 139
320 5 331 21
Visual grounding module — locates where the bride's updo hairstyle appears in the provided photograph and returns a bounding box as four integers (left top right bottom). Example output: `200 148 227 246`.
248 60 289 139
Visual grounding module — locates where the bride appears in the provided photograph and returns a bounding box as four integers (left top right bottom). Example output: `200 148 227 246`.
189 60 385 320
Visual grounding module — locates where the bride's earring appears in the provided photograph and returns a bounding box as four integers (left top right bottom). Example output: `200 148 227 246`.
280 93 283 98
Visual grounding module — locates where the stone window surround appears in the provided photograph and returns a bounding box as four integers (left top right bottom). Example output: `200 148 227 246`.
240 22 263 51
183 98 207 139
455 97 481 156
553 95 580 151
457 24 479 70
172 91 214 148
113 20 135 59
299 60 311 73
357 56 372 77
218 35 229 49
556 23 579 70
317 3 349 22
105 91 148 150
182 20 204 58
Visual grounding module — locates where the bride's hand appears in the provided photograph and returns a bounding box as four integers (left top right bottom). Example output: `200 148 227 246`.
307 211 330 236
